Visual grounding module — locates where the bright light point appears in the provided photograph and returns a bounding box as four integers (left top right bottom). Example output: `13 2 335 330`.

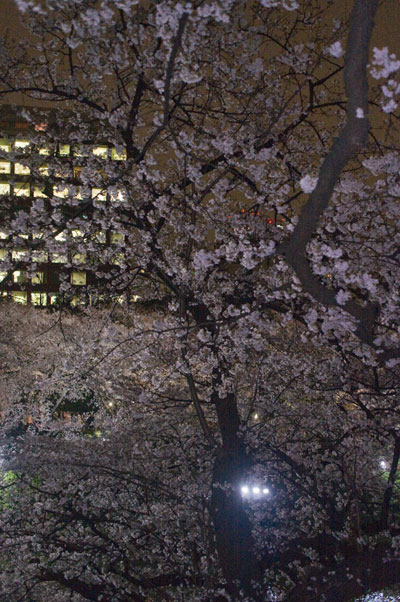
108 402 113 407
253 413 259 420
241 485 249 496
380 460 387 470
253 486 260 495
263 488 270 495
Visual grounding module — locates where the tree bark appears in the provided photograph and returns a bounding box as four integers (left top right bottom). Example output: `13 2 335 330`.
209 388 264 601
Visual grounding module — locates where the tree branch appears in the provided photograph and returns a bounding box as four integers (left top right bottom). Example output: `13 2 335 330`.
186 371 217 448
277 0 380 347
135 12 189 163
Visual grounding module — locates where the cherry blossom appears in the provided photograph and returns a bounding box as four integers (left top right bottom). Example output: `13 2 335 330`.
0 0 399 600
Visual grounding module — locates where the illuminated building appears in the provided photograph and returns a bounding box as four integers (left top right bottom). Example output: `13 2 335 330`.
0 106 128 307
0 105 286 308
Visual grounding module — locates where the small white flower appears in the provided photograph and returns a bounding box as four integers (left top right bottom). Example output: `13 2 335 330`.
327 41 343 58
299 175 317 194
193 249 218 271
383 99 398 113
282 0 299 9
336 289 350 306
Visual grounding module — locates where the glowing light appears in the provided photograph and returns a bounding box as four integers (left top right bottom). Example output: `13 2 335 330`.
380 460 387 470
241 483 271 498
253 413 259 420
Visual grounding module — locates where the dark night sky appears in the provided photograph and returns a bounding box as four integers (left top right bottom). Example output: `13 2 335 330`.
0 0 398 107
0 0 399 51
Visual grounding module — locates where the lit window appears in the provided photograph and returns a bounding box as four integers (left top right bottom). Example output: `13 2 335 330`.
110 232 124 244
92 146 108 158
71 296 85 307
32 250 48 262
34 186 46 197
111 148 127 161
48 293 58 305
72 252 86 264
13 270 27 284
71 271 86 285
0 271 7 282
54 186 69 198
38 147 50 155
0 183 10 195
51 253 67 263
91 188 107 201
112 254 123 266
0 161 11 173
0 249 7 260
0 138 11 152
14 163 30 175
39 165 49 176
59 144 70 156
55 231 67 242
11 291 27 304
14 182 30 197
12 249 28 260
72 229 84 238
31 271 45 284
110 189 126 203
31 292 47 306
15 140 29 149
0 230 8 239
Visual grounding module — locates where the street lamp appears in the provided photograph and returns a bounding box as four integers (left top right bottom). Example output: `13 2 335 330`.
241 483 271 499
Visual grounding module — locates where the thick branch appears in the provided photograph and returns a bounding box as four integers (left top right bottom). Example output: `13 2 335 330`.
39 569 140 602
135 12 189 163
380 435 400 529
186 372 217 448
277 0 380 345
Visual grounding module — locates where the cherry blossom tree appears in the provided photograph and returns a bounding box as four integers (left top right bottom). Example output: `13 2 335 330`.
1 0 400 600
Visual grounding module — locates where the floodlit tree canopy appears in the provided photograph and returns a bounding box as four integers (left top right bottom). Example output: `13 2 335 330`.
0 0 400 600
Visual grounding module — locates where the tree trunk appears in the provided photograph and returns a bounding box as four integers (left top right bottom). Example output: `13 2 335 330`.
209 389 264 601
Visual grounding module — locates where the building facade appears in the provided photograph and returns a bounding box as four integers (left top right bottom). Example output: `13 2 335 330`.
0 107 130 307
